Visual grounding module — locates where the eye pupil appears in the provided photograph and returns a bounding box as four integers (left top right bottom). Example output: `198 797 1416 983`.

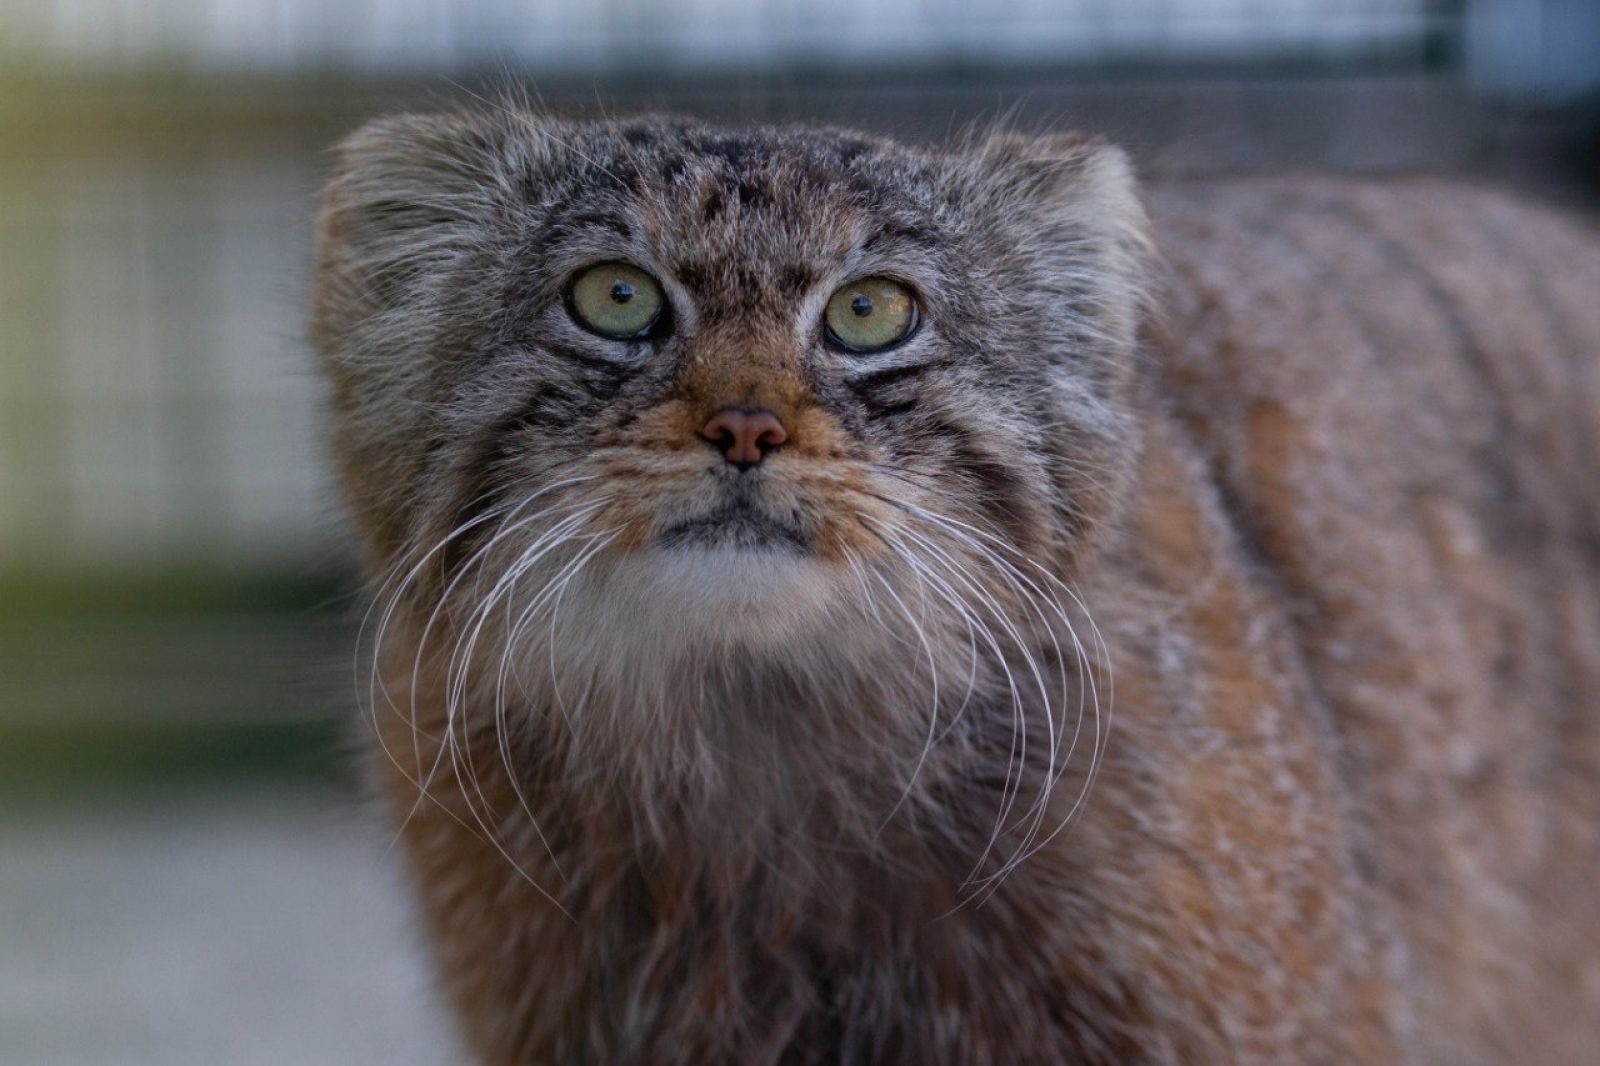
571 263 663 340
824 276 916 354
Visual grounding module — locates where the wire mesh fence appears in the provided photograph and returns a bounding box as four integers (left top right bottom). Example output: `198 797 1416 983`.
0 147 332 571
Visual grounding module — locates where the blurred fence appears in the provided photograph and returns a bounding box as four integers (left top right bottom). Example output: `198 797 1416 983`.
0 0 1499 577
0 142 331 572
4 1 1460 75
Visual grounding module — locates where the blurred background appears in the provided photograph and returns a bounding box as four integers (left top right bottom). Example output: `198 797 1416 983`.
1 1 1596 1062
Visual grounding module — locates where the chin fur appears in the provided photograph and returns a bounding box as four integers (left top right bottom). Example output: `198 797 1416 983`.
579 545 846 653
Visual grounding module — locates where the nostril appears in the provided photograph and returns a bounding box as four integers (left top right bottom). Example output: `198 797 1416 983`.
699 407 788 469
753 419 788 451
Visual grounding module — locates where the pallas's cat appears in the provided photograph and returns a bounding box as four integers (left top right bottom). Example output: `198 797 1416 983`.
311 111 1600 1064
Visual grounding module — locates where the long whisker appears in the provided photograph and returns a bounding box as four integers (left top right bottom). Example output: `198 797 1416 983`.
894 523 1066 866
424 505 620 919
858 517 1031 886
361 497 536 859
857 480 1114 899
379 484 604 882
482 518 622 885
426 503 608 812
892 527 1049 889
885 499 1113 857
858 543 943 836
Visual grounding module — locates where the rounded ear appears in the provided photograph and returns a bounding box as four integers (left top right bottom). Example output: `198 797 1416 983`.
975 131 1157 362
310 111 514 363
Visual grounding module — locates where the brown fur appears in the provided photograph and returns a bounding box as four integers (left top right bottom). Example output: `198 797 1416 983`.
311 112 1600 1064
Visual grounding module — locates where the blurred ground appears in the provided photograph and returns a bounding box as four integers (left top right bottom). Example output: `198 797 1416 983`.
0 786 460 1065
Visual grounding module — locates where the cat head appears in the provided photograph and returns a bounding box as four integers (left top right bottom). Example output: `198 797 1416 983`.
313 110 1152 763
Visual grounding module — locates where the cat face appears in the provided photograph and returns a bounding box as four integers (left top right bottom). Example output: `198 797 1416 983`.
313 112 1150 666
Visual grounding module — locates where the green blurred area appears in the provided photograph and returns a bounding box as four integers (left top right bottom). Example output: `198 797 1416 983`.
0 718 347 798
0 569 359 798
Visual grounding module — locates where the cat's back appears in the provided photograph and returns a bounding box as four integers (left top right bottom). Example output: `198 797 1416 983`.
1140 175 1600 1060
1146 175 1600 537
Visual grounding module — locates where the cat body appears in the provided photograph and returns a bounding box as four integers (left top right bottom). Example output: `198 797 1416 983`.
312 112 1600 1063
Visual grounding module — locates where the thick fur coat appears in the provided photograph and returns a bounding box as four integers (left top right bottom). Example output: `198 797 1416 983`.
310 111 1600 1063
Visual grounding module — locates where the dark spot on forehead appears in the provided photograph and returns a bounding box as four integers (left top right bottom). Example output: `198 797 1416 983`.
701 186 725 223
776 263 817 297
698 134 770 170
864 220 938 251
736 178 769 210
659 154 689 185
566 210 634 239
677 259 714 292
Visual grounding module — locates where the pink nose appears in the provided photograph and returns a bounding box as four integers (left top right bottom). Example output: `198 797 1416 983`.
699 407 788 470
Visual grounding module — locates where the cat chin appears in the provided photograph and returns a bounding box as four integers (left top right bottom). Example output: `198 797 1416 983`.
558 544 848 654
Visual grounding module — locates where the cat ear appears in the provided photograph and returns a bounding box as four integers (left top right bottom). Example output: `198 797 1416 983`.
312 111 512 341
975 132 1156 360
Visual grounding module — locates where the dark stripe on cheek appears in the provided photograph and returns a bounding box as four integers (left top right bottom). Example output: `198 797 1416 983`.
850 360 932 390
932 418 1035 541
848 361 934 421
545 338 640 381
440 383 595 573
858 395 919 419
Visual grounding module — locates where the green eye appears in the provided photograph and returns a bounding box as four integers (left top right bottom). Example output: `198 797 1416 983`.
824 277 918 352
570 262 664 340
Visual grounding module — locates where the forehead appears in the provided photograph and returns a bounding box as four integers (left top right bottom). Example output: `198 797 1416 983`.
531 122 953 311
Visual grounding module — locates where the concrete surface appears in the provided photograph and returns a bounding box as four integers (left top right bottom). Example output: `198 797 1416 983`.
0 787 463 1065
